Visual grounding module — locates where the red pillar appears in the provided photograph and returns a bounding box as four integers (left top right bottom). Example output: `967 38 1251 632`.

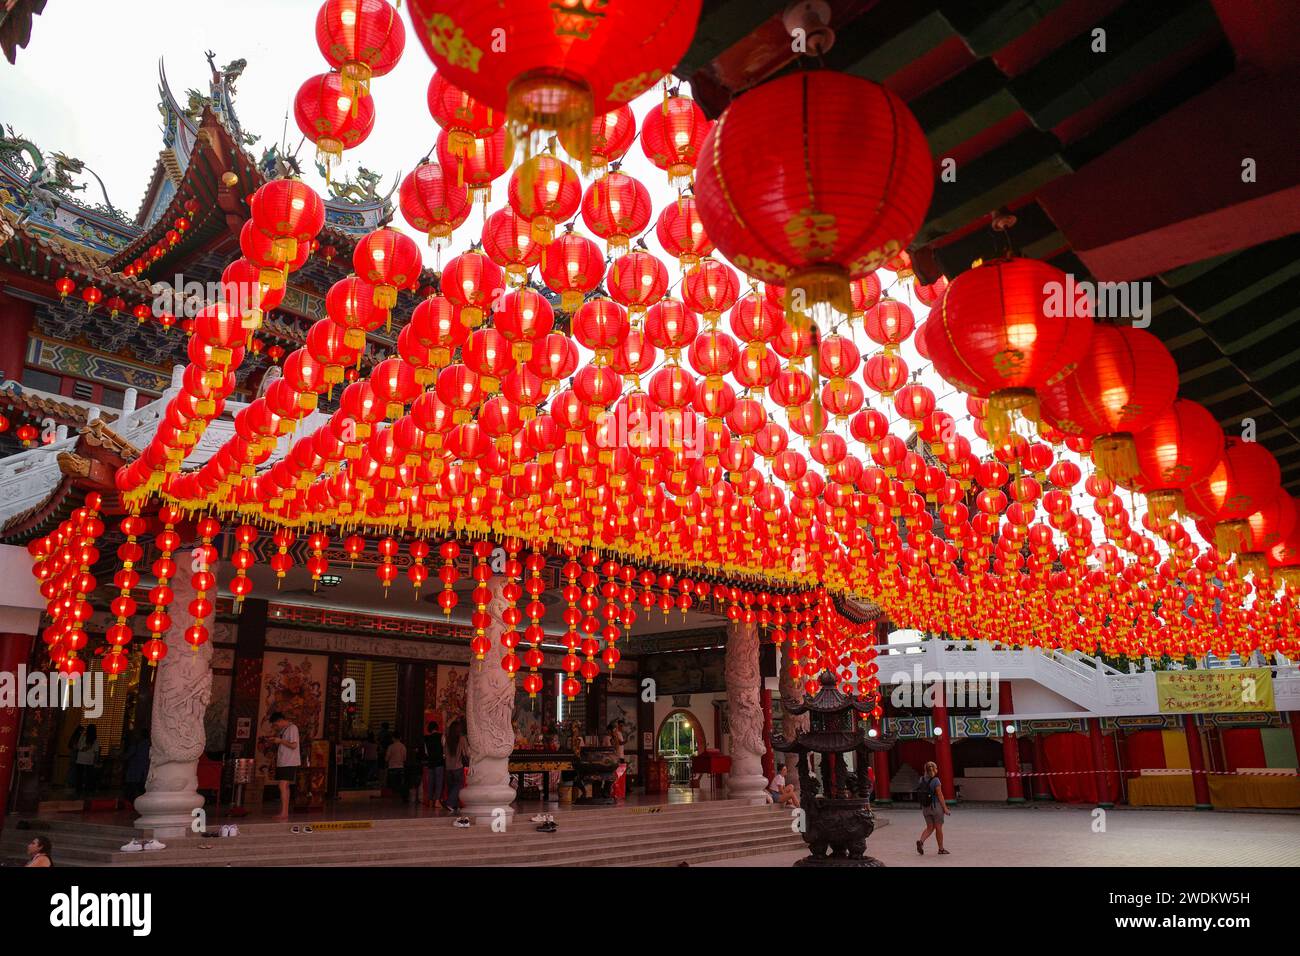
1031 733 1052 800
0 293 34 383
932 696 955 803
999 683 1025 803
873 734 892 804
0 632 34 832
1184 715 1213 810
1088 719 1113 807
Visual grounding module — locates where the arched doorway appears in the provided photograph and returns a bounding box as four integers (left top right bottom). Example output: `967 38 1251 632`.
657 710 705 786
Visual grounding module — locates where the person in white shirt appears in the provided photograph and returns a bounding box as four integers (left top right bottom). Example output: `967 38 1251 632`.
386 733 410 803
768 769 785 803
265 711 299 821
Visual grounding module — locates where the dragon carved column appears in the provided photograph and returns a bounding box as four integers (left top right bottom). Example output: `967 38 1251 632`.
134 572 212 837
779 642 811 799
725 619 770 804
460 575 517 824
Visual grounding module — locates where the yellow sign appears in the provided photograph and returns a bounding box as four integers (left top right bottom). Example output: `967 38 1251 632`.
307 821 374 832
1155 668 1274 714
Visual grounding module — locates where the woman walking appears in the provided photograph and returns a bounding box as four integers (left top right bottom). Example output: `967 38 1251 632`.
916 761 951 855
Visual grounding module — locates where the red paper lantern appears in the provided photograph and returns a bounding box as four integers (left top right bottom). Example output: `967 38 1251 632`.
481 208 542 285
560 105 636 171
294 71 376 175
440 251 505 326
609 251 669 316
1186 437 1283 553
640 94 710 189
581 172 652 256
399 161 470 246
1131 399 1224 519
694 71 933 317
407 0 701 162
656 195 713 268
353 227 423 308
540 232 604 312
435 126 512 201
508 154 582 245
1038 326 1178 480
316 0 406 99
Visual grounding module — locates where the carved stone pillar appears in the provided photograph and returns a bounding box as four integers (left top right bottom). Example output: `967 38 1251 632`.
460 575 516 824
134 573 212 837
779 642 810 799
725 620 769 804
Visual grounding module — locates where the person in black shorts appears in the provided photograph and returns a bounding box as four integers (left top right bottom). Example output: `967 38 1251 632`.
266 711 300 821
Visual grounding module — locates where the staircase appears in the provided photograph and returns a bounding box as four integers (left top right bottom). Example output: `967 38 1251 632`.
0 801 815 867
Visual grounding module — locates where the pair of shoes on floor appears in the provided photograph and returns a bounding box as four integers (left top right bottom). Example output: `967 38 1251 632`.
120 838 165 853
220 824 240 837
453 816 472 828
290 825 314 834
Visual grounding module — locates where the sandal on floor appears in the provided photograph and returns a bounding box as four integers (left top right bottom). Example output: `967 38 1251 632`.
937 849 951 855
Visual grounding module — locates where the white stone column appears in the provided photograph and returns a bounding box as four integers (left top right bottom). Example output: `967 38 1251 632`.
459 575 516 825
779 642 810 799
133 572 213 837
725 619 770 804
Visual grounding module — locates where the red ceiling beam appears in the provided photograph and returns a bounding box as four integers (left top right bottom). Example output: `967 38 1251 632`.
1038 68 1300 281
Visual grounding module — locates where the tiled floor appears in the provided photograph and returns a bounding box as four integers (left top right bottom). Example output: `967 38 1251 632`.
696 804 1300 867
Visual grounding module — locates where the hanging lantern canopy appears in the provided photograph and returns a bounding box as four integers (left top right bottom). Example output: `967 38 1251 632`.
1038 325 1178 480
406 0 702 165
694 71 933 322
294 71 377 176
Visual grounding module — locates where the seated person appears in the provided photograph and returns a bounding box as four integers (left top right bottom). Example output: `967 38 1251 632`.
780 782 800 809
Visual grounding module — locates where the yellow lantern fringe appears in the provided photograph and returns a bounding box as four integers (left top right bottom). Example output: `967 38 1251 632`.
1091 432 1140 481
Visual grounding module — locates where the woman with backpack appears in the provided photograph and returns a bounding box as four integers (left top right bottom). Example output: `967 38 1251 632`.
916 761 951 855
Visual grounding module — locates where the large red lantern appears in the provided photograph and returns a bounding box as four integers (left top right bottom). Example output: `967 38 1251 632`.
1038 326 1178 480
656 196 713 268
249 179 325 264
694 71 933 319
315 0 406 100
407 0 701 163
1130 399 1224 519
435 126 511 201
481 208 542 285
926 257 1093 441
609 251 669 316
560 105 636 171
294 71 376 175
1186 437 1283 553
440 251 505 326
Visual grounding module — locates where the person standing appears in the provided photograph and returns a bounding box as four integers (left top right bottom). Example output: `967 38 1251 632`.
121 729 150 804
445 718 469 822
73 725 98 797
386 732 409 803
916 760 951 855
611 718 627 761
266 711 300 821
422 721 445 809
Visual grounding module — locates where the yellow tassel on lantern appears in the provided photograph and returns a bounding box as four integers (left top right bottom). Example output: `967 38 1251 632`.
1091 432 1140 481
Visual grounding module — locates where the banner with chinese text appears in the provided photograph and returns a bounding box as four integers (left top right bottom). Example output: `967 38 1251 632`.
1155 669 1274 714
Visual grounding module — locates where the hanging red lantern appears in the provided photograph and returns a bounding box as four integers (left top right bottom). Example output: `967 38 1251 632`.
294 71 376 176
428 72 504 154
694 71 932 319
581 171 653 256
399 161 470 247
249 178 326 264
641 93 711 190
540 231 604 312
407 0 701 164
656 195 713 268
1038 326 1178 480
440 250 505 326
481 207 543 285
1186 437 1283 554
508 153 582 245
682 259 740 327
493 288 553 362
1131 399 1225 520
863 352 909 399
560 104 636 171
326 275 390 350
609 251 669 317
435 126 512 201
316 0 406 100
353 227 423 309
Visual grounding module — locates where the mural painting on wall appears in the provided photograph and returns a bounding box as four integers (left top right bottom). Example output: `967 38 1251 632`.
640 648 725 696
433 664 468 734
254 654 327 781
513 685 557 748
606 695 640 775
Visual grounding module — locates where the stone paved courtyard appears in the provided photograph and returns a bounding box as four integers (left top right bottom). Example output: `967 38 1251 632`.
697 804 1300 867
